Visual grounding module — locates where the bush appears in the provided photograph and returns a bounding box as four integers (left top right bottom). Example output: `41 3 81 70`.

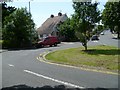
3 8 36 48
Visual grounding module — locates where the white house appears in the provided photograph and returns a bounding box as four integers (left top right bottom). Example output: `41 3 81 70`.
37 12 68 40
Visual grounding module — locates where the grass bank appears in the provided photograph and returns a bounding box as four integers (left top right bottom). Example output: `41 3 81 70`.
46 45 119 71
0 40 3 44
0 40 3 48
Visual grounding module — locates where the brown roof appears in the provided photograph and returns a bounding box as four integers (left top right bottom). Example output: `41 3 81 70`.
37 14 67 35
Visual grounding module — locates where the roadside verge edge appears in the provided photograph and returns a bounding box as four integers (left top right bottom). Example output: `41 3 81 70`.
37 51 119 75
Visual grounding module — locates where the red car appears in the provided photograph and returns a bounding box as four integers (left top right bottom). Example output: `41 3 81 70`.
35 36 60 48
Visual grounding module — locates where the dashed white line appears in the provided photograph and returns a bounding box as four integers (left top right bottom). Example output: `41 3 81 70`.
8 64 14 67
24 69 84 89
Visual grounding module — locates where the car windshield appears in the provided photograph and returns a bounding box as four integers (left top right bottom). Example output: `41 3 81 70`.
1 1 119 90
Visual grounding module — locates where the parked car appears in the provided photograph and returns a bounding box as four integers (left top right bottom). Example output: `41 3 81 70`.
100 32 104 35
35 36 60 48
91 35 99 41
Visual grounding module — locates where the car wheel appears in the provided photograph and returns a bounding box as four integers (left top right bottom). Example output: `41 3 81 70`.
35 44 40 48
40 45 44 48
50 45 52 47
54 43 57 46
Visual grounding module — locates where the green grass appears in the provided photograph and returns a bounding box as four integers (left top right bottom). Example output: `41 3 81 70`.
0 40 3 42
46 45 119 71
0 40 3 43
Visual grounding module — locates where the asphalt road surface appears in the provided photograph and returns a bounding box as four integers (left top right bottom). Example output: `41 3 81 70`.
1 30 119 89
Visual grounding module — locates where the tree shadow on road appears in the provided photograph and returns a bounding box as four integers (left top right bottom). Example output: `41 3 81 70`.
7 47 38 51
83 49 120 55
2 45 61 51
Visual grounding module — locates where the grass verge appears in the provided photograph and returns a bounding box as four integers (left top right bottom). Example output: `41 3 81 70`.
0 40 3 48
0 40 3 44
46 45 119 71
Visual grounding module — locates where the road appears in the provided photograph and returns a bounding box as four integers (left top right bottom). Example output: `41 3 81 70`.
1 30 119 89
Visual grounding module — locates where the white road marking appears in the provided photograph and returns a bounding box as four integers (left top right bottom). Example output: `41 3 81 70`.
24 70 84 89
92 41 98 42
67 43 74 44
62 42 74 44
8 64 14 67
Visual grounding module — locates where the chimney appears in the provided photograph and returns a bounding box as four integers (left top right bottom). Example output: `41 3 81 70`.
50 14 54 18
58 12 62 16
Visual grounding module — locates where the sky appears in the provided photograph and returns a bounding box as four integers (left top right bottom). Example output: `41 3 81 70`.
6 0 107 28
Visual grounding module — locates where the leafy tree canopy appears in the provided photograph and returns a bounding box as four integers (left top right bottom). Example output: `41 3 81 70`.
1 2 16 27
3 8 36 48
102 1 120 38
72 0 101 50
57 18 78 42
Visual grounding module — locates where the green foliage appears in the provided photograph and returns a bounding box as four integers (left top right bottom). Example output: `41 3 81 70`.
0 2 16 40
3 8 36 48
0 40 3 49
93 25 104 35
0 28 2 40
102 1 120 38
57 18 78 41
72 1 101 50
1 2 16 27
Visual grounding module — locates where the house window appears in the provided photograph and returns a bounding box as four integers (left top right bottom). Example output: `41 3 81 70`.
48 34 51 36
43 34 47 38
40 35 43 37
51 31 55 36
56 32 59 36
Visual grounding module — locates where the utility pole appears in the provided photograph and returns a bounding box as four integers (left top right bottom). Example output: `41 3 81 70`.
29 0 33 13
28 0 33 47
29 1 30 13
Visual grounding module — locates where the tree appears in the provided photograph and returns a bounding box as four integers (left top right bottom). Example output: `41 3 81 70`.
3 8 36 48
0 4 2 40
0 2 16 40
102 1 120 39
72 0 101 50
57 18 77 41
93 25 104 35
1 2 16 27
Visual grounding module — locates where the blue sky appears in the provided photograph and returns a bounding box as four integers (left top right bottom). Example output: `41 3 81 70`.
7 0 107 28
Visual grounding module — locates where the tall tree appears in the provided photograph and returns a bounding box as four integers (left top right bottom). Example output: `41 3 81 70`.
0 3 2 40
73 0 101 50
102 1 120 39
3 8 36 48
1 2 16 27
0 2 16 40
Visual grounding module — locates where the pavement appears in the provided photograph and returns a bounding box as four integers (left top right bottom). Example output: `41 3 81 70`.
1 30 119 89
0 49 7 53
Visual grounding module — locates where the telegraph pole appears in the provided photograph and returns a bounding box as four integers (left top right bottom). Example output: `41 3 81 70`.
29 1 30 13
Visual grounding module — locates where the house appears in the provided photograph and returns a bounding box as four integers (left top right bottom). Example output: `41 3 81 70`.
37 12 68 41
